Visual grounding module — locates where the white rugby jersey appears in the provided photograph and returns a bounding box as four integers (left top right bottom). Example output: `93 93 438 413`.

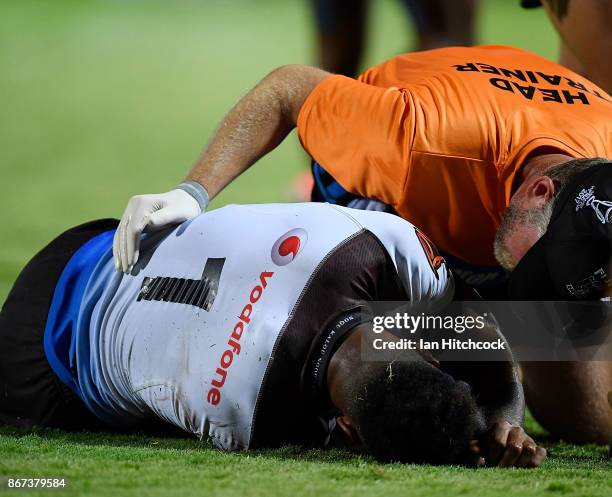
83 203 453 450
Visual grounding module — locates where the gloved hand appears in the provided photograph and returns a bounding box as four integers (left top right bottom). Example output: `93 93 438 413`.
113 181 208 272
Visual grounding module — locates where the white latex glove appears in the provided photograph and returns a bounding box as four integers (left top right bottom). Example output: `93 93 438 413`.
113 188 203 273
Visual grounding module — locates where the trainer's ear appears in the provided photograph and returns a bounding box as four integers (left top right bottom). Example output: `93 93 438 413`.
523 175 556 209
336 415 360 445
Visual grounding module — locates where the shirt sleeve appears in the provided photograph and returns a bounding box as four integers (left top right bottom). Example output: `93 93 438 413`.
337 207 455 311
396 225 455 312
297 75 415 208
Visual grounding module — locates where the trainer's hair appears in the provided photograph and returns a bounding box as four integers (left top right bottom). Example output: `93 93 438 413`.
495 157 609 270
345 361 480 465
546 157 610 199
530 157 611 231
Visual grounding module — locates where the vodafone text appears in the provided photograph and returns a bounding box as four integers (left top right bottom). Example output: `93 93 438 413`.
206 271 274 405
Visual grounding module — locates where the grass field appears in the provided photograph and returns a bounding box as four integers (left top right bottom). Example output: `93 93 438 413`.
0 1 610 496
0 425 610 497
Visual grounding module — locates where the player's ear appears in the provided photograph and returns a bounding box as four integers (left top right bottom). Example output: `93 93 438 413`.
523 175 556 209
336 415 360 445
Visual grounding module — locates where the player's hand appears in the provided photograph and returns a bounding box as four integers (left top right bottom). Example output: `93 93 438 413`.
113 189 202 272
470 420 547 468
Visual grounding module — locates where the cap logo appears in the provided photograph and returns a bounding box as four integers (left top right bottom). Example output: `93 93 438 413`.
574 186 612 224
565 267 612 298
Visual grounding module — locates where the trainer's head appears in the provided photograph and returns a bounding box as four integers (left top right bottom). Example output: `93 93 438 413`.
333 355 481 464
493 157 612 299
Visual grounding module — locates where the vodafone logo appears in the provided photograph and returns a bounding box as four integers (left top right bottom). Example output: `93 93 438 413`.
271 228 308 266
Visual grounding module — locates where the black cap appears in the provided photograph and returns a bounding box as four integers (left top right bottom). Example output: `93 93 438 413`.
520 0 542 8
509 161 612 300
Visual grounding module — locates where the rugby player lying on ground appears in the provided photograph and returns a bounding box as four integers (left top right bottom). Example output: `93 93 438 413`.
115 45 612 444
0 202 545 467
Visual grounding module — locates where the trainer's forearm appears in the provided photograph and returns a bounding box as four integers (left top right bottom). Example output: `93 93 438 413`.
480 378 525 428
445 361 525 428
439 313 525 428
186 64 330 199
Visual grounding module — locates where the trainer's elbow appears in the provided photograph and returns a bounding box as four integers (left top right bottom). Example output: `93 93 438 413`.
265 64 331 124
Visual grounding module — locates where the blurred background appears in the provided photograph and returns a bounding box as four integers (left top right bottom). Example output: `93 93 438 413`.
0 0 558 301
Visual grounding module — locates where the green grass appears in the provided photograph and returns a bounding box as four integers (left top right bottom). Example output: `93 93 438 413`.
0 425 610 497
0 0 559 303
1 1 608 496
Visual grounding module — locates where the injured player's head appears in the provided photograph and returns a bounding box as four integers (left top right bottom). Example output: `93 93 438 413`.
325 325 483 465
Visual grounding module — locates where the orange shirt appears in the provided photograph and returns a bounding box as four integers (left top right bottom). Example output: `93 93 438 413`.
297 45 612 273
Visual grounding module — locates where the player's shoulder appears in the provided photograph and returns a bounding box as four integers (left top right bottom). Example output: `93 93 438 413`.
331 205 417 235
334 206 453 302
200 202 351 225
212 202 349 215
330 206 435 268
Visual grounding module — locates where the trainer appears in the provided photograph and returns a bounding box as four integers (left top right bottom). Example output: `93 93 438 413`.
113 45 612 444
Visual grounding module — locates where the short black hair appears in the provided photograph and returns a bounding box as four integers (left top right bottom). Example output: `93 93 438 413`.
346 360 480 464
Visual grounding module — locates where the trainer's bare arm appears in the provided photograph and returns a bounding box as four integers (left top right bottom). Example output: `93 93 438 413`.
190 65 329 199
113 65 329 272
542 0 612 94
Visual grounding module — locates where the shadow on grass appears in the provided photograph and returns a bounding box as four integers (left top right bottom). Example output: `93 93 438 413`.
0 424 370 465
